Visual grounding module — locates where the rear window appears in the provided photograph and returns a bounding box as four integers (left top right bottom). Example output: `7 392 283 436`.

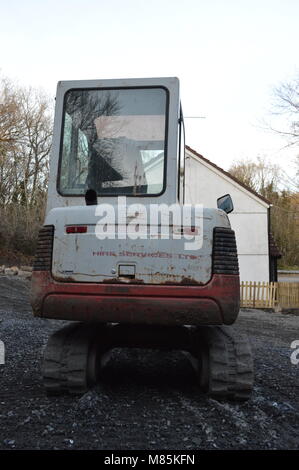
58 87 168 196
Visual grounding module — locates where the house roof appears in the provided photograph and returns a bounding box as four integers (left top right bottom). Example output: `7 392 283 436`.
185 145 272 206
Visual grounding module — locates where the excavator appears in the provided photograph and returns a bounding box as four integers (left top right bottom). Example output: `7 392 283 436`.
30 77 254 400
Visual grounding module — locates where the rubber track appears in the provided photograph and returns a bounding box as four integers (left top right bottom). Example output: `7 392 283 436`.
41 323 80 395
42 324 106 396
196 326 254 401
66 325 98 395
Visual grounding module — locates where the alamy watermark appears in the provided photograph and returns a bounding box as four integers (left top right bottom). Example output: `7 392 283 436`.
0 339 4 365
290 340 299 365
94 197 204 251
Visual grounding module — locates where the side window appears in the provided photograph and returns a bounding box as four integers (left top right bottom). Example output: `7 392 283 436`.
178 115 185 203
59 113 89 192
60 113 72 191
77 129 89 185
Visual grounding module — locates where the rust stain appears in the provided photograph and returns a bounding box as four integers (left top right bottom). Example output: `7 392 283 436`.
106 274 204 286
102 277 145 284
162 277 204 286
52 275 78 283
52 273 203 286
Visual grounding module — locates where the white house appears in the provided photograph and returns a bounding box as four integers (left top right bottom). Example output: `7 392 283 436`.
185 146 281 282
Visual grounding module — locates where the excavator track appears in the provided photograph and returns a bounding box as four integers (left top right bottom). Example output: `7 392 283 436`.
42 323 106 396
195 326 254 401
42 323 253 401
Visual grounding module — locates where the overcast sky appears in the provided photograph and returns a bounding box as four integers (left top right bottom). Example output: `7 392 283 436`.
1 0 298 174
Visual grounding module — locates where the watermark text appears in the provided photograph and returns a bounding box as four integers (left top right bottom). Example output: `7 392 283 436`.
0 339 5 365
290 340 299 365
95 197 203 251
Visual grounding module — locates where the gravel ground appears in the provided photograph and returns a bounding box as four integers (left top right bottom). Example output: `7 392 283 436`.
0 274 298 450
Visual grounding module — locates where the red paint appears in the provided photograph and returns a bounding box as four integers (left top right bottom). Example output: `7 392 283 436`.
30 271 240 326
66 226 87 233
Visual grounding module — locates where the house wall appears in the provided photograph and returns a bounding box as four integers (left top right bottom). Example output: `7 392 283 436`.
185 150 270 282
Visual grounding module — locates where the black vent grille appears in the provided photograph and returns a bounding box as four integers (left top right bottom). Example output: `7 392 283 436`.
33 225 54 271
213 227 239 275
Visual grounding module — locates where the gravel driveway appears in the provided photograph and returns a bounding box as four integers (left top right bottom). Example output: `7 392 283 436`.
0 275 298 450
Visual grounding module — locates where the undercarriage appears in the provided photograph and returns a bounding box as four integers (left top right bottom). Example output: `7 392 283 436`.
42 322 254 401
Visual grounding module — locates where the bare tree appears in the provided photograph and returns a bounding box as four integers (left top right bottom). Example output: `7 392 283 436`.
0 75 53 255
0 78 23 204
270 75 299 148
0 78 22 147
0 77 53 206
229 158 299 268
229 156 281 198
14 87 52 206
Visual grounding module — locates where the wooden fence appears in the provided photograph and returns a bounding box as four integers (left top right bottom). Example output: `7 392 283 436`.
240 281 277 308
240 281 299 309
277 282 299 308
